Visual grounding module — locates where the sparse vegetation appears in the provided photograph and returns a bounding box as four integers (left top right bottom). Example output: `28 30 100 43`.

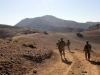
22 43 28 47
8 38 13 41
22 43 36 48
28 43 35 48
14 39 18 42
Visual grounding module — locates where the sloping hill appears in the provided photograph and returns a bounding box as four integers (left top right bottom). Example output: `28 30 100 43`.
51 27 84 33
0 24 44 38
15 15 98 30
86 24 100 31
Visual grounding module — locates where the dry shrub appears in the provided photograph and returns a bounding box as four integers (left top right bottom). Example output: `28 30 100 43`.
35 49 52 63
7 38 13 41
13 39 18 42
22 43 36 48
23 49 52 63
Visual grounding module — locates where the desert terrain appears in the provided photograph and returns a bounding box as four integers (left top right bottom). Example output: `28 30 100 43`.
0 27 100 75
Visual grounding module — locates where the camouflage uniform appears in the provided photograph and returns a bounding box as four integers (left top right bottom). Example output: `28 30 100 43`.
57 38 66 59
84 41 91 60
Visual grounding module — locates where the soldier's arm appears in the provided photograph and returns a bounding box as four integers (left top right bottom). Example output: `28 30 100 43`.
84 45 86 51
90 45 93 52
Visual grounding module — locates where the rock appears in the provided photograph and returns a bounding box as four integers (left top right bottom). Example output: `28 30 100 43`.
82 71 87 73
33 70 37 74
0 66 3 70
0 53 3 56
78 66 80 68
5 71 10 75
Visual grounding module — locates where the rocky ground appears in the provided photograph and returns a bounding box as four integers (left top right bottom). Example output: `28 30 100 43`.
0 30 100 75
0 27 44 38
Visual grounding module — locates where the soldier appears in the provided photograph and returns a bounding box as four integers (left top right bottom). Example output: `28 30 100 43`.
67 40 70 52
56 40 61 55
84 41 92 61
57 38 66 59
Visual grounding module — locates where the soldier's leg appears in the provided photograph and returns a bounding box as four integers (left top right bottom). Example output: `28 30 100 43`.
68 45 70 52
58 49 61 54
68 45 69 50
61 51 63 59
88 51 90 60
62 49 65 59
85 51 87 60
59 49 62 59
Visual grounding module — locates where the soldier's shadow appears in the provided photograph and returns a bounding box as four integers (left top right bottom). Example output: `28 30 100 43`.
62 58 72 65
69 51 74 54
89 60 100 65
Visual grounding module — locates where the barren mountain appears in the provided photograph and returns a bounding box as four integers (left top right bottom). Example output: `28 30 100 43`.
15 15 100 31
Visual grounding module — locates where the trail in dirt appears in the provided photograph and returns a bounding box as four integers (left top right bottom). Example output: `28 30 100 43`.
24 49 99 75
13 33 38 39
24 50 73 75
67 50 99 75
13 33 100 75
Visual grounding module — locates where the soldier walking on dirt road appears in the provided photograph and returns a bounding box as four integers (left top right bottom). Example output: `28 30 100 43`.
84 41 92 61
56 38 66 59
67 40 70 52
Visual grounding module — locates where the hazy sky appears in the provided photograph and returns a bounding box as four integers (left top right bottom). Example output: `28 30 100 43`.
0 0 100 25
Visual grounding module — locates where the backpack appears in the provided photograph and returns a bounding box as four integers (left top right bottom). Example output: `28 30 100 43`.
85 44 91 51
59 41 66 48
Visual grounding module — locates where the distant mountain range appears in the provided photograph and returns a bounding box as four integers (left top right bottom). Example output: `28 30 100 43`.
15 15 100 30
0 24 18 28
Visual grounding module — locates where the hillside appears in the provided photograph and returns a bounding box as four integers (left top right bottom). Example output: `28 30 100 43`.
15 15 99 31
51 27 84 33
0 25 44 38
86 24 100 31
0 24 18 28
0 31 100 75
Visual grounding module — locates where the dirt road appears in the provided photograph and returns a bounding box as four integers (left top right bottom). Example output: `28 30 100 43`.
13 33 38 39
24 49 100 75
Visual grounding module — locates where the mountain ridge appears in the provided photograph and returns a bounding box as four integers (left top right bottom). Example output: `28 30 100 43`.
15 15 100 31
86 24 100 31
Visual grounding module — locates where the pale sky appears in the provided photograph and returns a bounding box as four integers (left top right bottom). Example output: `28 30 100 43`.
0 0 100 25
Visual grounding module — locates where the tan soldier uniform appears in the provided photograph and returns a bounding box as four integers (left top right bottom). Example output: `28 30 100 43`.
57 38 66 59
84 41 91 60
